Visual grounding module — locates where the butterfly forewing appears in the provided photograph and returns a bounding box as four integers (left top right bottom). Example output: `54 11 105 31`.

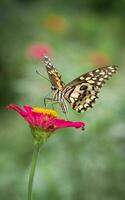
63 66 118 112
43 56 65 90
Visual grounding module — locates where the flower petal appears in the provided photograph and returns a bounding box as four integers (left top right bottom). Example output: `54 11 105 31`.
7 104 27 117
52 119 85 129
7 104 34 124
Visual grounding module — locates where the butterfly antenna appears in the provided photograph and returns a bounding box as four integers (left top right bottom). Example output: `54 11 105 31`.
35 68 50 82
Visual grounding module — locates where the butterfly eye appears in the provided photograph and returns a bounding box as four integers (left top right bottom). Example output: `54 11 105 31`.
51 86 57 91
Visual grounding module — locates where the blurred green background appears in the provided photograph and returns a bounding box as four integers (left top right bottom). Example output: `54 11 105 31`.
0 0 125 200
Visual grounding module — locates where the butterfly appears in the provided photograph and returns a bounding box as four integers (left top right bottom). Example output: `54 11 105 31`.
42 55 118 113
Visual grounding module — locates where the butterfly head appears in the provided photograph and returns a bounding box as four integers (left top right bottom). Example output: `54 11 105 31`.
51 85 58 91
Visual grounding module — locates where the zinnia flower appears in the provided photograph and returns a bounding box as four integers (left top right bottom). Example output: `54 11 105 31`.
7 104 85 200
26 43 53 59
7 104 85 144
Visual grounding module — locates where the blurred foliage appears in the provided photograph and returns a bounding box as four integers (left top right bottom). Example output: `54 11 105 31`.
0 0 125 200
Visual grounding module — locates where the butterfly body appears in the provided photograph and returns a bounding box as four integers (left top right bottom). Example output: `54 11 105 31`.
43 56 118 113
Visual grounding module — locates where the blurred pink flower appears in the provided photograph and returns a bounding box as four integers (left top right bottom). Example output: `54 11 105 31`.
90 52 110 66
26 43 53 59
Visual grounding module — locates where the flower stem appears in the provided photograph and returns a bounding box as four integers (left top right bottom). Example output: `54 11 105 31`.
28 142 40 200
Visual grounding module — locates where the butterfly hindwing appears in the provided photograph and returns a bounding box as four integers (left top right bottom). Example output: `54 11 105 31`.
63 66 118 112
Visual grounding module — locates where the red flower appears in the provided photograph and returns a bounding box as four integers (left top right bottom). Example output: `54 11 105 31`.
7 104 85 143
26 43 53 59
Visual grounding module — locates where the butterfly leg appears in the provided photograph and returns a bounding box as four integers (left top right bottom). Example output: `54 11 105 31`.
60 98 68 114
44 97 59 108
44 97 52 107
52 101 68 115
44 97 67 114
41 91 51 107
64 112 69 120
51 101 61 110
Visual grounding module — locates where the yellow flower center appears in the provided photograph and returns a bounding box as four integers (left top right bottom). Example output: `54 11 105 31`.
32 107 58 118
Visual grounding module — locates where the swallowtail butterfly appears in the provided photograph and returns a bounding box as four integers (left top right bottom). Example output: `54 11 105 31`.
43 56 118 113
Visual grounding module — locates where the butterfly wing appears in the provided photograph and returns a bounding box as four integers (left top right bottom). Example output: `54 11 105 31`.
43 56 65 90
63 66 118 112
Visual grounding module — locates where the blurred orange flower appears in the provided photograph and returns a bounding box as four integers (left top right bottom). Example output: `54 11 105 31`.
45 15 67 33
90 52 110 66
26 43 53 59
